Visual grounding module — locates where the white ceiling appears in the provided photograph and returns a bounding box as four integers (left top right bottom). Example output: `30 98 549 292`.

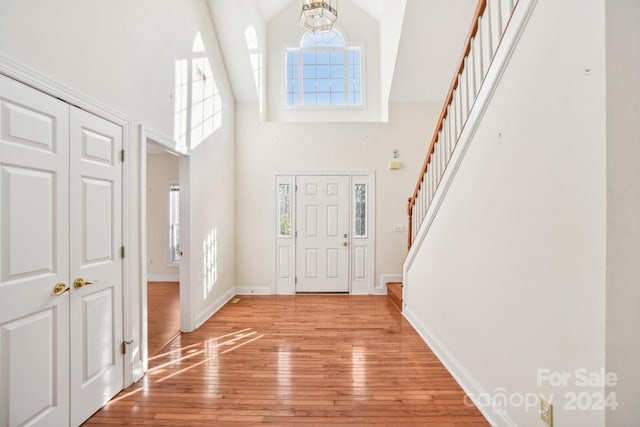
208 0 476 108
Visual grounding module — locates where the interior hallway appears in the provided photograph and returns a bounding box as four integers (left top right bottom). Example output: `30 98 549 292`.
85 295 488 426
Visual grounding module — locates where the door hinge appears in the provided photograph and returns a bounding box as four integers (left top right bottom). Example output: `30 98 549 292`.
121 340 133 354
120 246 125 259
295 276 298 284
120 149 125 162
295 185 298 192
295 231 298 238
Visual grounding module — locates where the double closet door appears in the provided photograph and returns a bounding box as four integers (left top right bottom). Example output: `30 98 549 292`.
0 74 124 427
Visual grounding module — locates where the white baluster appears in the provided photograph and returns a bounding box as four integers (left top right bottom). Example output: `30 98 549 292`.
468 48 476 102
456 84 463 136
417 185 422 224
427 164 433 203
484 1 495 63
483 1 494 62
452 96 459 144
488 0 502 57
419 182 424 221
461 63 468 122
435 133 441 183
412 206 416 242
475 17 484 89
443 116 450 161
432 158 437 196
422 174 428 215
438 138 444 183
446 107 453 154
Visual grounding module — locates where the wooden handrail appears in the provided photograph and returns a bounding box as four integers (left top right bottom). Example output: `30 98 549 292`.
407 0 487 250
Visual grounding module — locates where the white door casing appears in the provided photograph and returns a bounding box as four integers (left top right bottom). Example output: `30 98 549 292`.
0 74 71 427
69 107 123 426
0 74 124 427
295 175 350 293
276 173 374 295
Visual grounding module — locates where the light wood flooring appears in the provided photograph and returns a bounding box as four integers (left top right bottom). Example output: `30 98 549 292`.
146 282 180 357
85 295 488 426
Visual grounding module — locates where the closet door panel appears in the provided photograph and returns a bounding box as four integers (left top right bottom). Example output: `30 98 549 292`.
0 74 70 427
69 107 123 427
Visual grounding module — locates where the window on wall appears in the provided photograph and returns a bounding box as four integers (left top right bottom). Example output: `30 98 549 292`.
169 183 181 263
354 183 367 237
174 32 222 151
191 33 222 148
286 30 362 107
278 184 292 237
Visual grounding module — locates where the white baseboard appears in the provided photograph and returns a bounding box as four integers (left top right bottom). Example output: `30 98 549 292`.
371 287 388 295
379 274 403 288
403 307 516 427
235 287 272 295
194 288 236 330
147 274 179 282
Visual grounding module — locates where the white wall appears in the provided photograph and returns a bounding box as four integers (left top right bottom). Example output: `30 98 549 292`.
605 0 640 425
147 153 179 281
235 101 440 293
266 0 382 122
404 0 606 425
0 0 236 363
379 0 407 121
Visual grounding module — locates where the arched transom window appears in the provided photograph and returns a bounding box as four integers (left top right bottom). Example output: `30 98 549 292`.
286 29 362 106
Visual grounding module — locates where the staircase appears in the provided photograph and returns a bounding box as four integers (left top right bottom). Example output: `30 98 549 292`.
386 282 403 312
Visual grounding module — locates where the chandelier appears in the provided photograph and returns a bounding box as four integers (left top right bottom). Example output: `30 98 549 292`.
300 0 338 33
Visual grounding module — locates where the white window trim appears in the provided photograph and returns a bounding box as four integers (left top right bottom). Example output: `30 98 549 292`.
282 34 367 110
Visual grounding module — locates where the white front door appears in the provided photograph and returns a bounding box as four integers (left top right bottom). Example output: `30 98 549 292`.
0 74 71 427
69 107 123 425
0 75 123 427
296 175 350 293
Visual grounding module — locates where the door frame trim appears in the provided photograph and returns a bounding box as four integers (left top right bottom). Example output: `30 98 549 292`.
0 56 136 386
274 171 376 295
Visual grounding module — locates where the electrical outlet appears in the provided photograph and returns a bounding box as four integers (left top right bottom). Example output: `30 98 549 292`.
540 397 553 427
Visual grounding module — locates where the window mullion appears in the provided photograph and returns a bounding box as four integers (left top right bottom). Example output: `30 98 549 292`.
298 49 303 105
344 49 349 105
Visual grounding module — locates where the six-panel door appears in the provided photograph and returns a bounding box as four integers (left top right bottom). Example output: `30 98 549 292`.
0 74 123 427
0 74 71 427
69 107 123 426
296 175 350 293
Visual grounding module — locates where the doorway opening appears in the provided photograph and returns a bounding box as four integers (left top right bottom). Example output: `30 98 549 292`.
141 127 191 369
146 141 181 357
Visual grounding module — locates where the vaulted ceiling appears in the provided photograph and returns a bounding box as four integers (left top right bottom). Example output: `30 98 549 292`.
207 0 476 107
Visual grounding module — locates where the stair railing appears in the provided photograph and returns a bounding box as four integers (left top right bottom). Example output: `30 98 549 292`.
407 0 520 250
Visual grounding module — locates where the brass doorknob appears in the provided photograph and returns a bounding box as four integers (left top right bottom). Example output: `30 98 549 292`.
342 242 349 247
51 283 70 296
73 278 96 289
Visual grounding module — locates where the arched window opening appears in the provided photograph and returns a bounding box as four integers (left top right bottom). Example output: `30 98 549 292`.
191 33 222 149
286 29 362 106
173 32 222 151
